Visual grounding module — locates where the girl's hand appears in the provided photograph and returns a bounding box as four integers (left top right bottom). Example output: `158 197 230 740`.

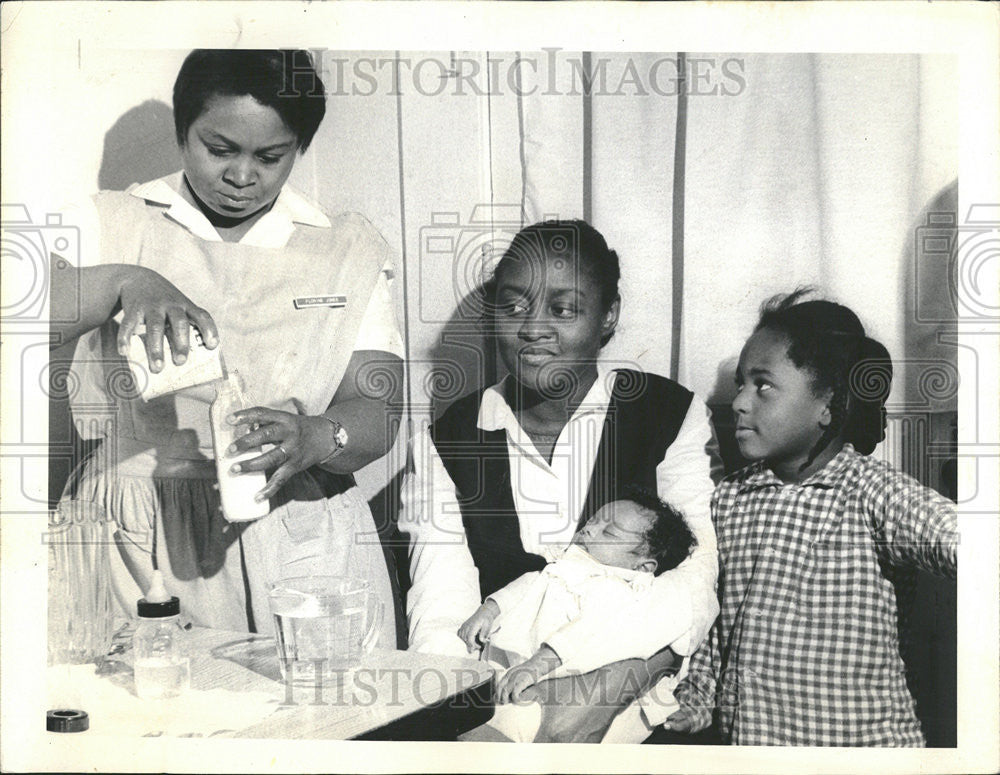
117 266 219 373
495 645 562 705
662 704 703 734
457 600 500 653
226 407 336 501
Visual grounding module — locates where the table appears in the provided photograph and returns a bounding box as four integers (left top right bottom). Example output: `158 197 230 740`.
55 628 495 741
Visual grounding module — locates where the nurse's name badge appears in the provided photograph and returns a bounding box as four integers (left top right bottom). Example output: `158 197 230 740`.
293 295 348 310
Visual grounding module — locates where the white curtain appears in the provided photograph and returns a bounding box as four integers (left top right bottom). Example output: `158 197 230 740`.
507 52 958 408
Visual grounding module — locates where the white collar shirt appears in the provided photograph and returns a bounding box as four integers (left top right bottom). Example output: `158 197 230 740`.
477 366 620 556
128 171 332 248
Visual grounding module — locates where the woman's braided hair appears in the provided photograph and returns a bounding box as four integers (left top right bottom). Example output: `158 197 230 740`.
756 288 893 465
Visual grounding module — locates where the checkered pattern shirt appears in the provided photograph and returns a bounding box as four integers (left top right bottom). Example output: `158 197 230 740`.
673 444 957 746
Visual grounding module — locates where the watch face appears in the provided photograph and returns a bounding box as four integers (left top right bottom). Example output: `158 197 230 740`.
321 419 348 463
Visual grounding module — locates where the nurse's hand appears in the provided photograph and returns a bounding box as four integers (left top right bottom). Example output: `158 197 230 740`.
225 407 335 501
116 265 219 373
49 259 218 366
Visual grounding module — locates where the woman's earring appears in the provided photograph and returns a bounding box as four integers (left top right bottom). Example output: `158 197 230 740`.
603 298 621 333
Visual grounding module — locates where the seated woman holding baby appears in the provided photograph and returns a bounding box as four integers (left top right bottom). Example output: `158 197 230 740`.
400 221 719 743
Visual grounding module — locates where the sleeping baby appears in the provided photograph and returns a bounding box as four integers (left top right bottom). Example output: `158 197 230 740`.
457 485 696 742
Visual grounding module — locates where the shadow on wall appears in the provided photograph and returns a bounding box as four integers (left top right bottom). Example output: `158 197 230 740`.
897 179 959 749
425 287 498 423
98 100 181 191
901 178 959 500
705 355 748 476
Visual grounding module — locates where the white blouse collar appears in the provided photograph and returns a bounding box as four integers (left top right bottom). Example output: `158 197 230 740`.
477 364 618 434
128 171 330 248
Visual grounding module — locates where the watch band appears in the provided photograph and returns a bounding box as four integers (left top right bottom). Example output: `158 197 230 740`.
319 416 348 464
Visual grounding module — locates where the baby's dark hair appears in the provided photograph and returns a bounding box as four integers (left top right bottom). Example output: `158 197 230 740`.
481 220 621 342
173 49 326 152
620 484 696 576
755 288 892 464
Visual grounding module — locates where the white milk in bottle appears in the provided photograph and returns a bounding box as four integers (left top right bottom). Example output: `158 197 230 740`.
210 371 270 521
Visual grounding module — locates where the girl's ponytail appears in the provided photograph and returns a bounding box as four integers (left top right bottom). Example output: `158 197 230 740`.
846 336 893 454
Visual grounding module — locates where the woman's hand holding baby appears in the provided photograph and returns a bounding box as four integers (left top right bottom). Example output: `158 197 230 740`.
495 645 563 705
458 599 501 653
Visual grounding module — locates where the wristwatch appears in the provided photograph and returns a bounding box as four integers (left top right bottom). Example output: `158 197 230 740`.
320 417 348 463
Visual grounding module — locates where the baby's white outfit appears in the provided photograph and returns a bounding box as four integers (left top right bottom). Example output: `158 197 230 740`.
483 545 685 743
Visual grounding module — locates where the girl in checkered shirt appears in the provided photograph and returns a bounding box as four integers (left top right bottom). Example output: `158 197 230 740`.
665 289 958 746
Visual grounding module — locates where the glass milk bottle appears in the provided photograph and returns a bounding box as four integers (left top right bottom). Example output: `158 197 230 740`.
210 371 270 522
133 571 191 699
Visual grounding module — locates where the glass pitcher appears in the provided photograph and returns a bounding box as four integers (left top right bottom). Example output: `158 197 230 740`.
268 575 384 685
47 502 113 665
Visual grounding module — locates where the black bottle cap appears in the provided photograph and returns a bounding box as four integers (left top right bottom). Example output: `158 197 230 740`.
47 709 89 733
137 596 180 617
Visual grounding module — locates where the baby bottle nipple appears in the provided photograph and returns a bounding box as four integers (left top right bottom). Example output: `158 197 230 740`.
145 570 170 604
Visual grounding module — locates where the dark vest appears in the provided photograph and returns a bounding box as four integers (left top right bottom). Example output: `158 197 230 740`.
430 370 694 599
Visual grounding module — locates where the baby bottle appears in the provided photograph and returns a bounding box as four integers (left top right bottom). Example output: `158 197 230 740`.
133 571 191 700
210 371 270 522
